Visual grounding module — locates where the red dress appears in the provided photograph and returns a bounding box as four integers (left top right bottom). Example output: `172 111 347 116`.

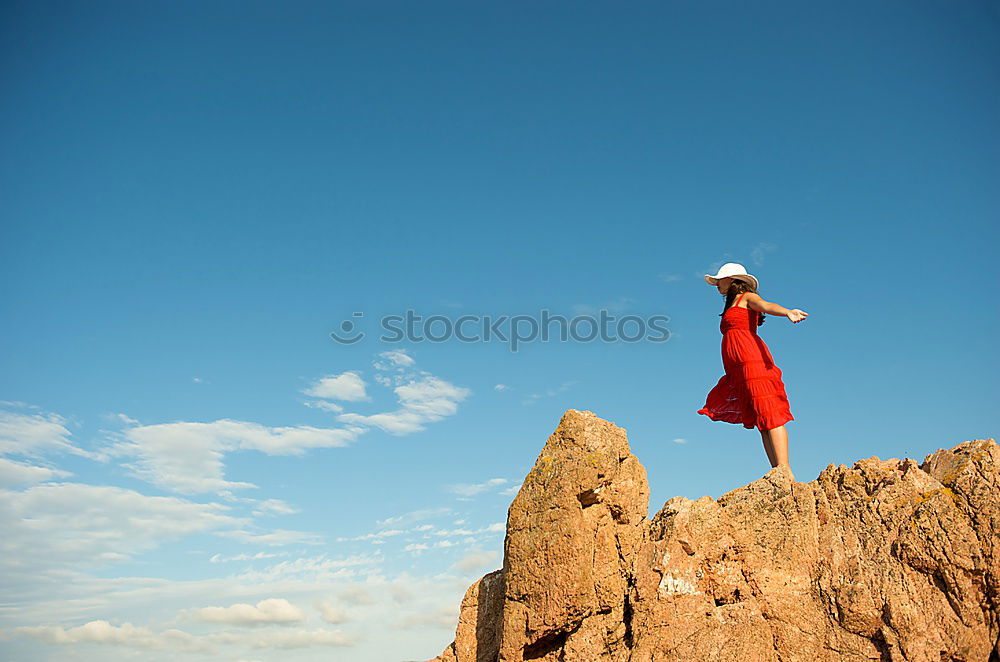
697 291 794 431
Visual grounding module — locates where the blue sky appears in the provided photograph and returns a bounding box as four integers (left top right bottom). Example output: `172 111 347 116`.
1 2 997 660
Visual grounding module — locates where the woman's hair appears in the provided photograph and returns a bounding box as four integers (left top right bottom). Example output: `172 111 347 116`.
720 279 765 326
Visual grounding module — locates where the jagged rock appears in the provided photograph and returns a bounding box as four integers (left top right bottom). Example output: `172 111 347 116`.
428 409 999 662
434 569 504 662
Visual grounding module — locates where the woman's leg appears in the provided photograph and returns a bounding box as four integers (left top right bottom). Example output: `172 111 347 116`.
759 428 777 467
767 425 794 480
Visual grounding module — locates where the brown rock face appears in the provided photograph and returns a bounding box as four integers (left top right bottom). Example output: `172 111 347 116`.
428 409 1000 662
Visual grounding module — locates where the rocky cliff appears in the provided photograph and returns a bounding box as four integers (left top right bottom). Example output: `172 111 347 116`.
428 409 999 662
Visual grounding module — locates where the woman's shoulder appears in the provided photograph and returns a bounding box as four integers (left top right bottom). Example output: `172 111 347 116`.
741 291 764 308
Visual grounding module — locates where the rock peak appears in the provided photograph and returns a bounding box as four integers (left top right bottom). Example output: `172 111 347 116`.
429 410 999 662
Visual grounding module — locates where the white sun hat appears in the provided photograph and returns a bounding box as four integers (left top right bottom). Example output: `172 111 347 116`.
704 262 759 290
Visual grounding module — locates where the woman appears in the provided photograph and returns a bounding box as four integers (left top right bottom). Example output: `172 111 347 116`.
697 263 808 479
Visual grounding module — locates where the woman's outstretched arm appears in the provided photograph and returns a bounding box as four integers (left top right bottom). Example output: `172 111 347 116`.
744 292 808 323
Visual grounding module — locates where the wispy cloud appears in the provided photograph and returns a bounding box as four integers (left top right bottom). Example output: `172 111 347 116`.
375 507 453 528
303 399 345 413
390 603 460 630
751 242 778 266
372 349 416 371
0 483 246 585
4 620 359 651
500 482 522 496
209 551 289 564
5 620 212 652
335 529 406 544
450 550 501 574
429 522 504 538
188 598 305 625
218 528 324 547
104 350 469 494
317 601 350 624
0 457 72 487
337 586 376 606
107 419 361 494
445 478 508 498
302 372 369 402
521 380 579 406
337 350 471 435
0 354 481 659
0 408 96 460
229 552 382 583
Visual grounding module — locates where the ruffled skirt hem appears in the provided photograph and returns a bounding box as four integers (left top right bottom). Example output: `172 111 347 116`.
697 406 794 431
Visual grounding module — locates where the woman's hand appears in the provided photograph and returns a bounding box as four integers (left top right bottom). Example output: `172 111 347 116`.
786 309 808 323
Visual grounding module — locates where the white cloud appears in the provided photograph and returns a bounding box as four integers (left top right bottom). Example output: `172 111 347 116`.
191 598 305 625
499 482 522 496
375 507 452 528
391 602 460 630
434 527 472 536
494 384 511 391
450 550 500 573
109 419 362 494
430 523 504 539
446 478 507 497
0 483 243 585
0 352 481 659
302 372 369 402
230 553 382 583
317 601 350 624
0 408 94 459
106 353 468 495
2 563 479 659
209 551 288 564
335 529 405 543
673 438 688 444
751 241 778 266
219 528 324 547
5 620 208 652
250 498 299 517
239 628 358 649
337 375 471 435
521 380 579 406
4 620 357 652
0 457 71 486
303 399 345 413
338 586 375 606
372 349 415 370
389 584 414 604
